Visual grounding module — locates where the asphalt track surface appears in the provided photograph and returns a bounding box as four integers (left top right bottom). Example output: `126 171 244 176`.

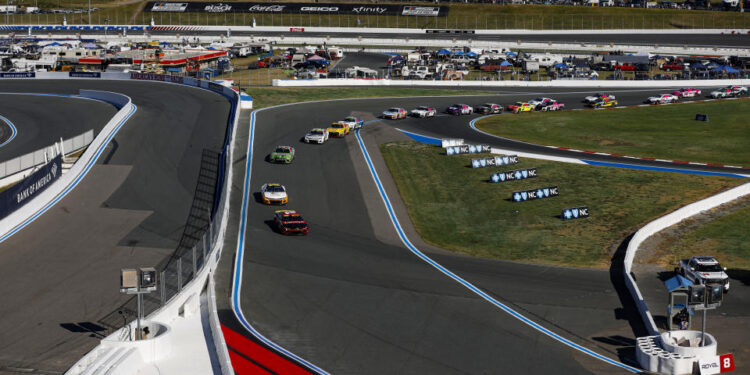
0 80 230 373
0 95 115 162
213 86 747 375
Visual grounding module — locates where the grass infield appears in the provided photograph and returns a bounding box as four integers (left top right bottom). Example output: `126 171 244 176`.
475 99 750 167
380 141 742 268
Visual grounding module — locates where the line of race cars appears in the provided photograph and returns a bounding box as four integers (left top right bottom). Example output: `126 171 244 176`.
262 115 367 235
644 85 747 104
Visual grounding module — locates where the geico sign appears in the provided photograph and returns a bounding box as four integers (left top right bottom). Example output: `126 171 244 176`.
301 6 339 12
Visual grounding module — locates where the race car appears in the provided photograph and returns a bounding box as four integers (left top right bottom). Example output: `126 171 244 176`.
382 107 408 119
506 101 526 112
410 106 437 118
269 145 295 164
540 102 565 111
672 88 701 98
583 93 616 104
273 210 309 235
528 97 556 110
341 116 364 129
446 104 473 115
678 256 730 293
304 128 329 144
512 102 535 113
726 85 748 96
327 122 350 137
710 88 733 99
261 183 288 205
475 103 503 115
589 98 618 108
646 93 679 104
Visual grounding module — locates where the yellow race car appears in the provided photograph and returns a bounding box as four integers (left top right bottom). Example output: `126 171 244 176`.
514 102 535 113
327 122 350 137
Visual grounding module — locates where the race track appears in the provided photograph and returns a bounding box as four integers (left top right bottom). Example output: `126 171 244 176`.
0 80 231 373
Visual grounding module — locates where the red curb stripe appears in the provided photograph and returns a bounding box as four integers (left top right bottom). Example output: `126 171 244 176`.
672 160 689 164
707 164 725 167
743 166 750 169
641 157 656 161
221 324 311 375
557 147 570 150
228 349 274 375
610 154 625 157
582 150 596 154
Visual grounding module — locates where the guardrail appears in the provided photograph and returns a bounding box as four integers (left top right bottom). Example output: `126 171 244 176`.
273 78 750 88
0 129 93 181
623 182 750 336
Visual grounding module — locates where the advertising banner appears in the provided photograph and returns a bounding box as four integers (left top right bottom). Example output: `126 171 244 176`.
0 155 62 218
512 186 559 202
445 144 491 155
561 206 589 220
471 155 519 168
490 167 536 183
0 72 35 78
69 72 101 78
130 72 184 83
145 2 450 16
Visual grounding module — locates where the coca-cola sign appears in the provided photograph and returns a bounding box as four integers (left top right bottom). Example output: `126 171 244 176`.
145 2 449 16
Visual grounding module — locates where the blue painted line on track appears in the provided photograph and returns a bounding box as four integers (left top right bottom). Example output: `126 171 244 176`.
468 115 748 178
230 109 330 375
353 127 640 373
583 159 749 178
396 128 442 146
0 114 18 148
0 104 137 244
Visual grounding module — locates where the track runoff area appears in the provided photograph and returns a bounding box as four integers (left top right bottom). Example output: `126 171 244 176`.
219 86 748 375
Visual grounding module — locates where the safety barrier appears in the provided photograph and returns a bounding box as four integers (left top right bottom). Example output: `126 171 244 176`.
0 129 93 181
274 78 750 88
623 182 750 336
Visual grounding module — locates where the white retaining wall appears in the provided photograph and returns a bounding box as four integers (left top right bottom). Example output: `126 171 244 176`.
624 182 750 335
0 129 93 180
274 78 750 88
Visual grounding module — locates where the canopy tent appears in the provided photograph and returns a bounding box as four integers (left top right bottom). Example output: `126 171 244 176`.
452 51 465 56
466 51 477 56
499 61 513 67
711 65 739 73
437 49 451 55
306 55 326 61
553 63 568 68
690 62 707 70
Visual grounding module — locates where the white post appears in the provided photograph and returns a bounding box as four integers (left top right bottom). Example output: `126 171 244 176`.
59 137 64 157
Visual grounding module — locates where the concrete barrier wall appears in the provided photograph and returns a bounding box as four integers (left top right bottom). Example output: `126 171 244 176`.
0 90 134 244
274 78 749 88
623 182 750 335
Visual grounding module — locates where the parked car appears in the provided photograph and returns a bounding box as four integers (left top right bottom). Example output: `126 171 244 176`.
678 256 730 293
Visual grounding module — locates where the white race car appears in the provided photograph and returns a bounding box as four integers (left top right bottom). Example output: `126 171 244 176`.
410 106 437 118
646 94 679 104
583 93 615 104
340 116 364 129
261 183 288 205
528 97 556 108
304 128 329 144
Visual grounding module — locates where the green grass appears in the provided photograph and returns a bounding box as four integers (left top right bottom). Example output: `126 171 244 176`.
476 99 750 166
6 2 749 29
652 199 750 271
241 87 494 109
380 141 741 268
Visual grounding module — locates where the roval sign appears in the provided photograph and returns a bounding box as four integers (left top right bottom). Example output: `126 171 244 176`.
699 353 735 375
145 2 450 16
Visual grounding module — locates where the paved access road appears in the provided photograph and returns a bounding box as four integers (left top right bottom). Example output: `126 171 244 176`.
0 81 230 374
0 95 114 161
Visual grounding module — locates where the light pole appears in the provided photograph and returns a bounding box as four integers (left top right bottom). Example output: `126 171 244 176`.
88 0 90 25
120 267 157 340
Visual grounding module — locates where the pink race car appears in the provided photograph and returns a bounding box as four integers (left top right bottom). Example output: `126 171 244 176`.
540 102 565 111
672 88 702 98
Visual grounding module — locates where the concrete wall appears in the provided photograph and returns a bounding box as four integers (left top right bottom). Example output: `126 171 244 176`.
273 78 750 88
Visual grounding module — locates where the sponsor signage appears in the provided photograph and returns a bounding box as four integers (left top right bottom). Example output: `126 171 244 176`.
130 72 184 83
426 29 476 34
512 186 559 202
145 2 449 16
208 82 225 93
0 72 35 78
69 72 101 78
151 2 188 12
471 155 519 168
445 144 491 155
699 353 736 374
490 167 536 182
561 206 589 220
289 27 305 32
441 138 464 148
0 155 62 218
